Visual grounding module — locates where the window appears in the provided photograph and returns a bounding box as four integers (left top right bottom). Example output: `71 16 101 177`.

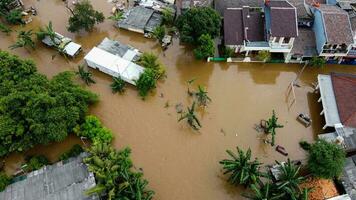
283 37 290 43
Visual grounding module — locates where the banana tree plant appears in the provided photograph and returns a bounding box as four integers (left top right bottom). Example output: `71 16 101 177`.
76 65 95 86
178 101 201 130
219 147 264 187
110 76 126 94
36 21 57 46
244 183 285 200
265 110 284 146
276 159 305 200
9 30 35 50
195 85 211 106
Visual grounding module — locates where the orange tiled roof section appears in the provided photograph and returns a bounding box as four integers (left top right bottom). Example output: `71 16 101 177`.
299 177 338 200
331 73 356 128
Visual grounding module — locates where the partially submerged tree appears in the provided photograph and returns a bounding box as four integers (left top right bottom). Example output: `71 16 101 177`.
0 23 11 35
0 51 98 156
36 21 57 45
162 7 174 26
76 65 96 86
111 76 126 94
244 183 285 200
9 30 35 50
305 140 346 179
152 25 165 43
107 11 123 22
193 34 215 60
24 155 49 172
74 115 113 144
67 0 104 32
176 7 221 44
264 110 284 146
137 52 165 79
84 141 154 200
194 85 211 106
135 68 157 98
276 159 305 199
178 101 201 130
219 147 264 187
4 9 23 25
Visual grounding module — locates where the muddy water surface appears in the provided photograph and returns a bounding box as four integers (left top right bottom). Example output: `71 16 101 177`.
1 0 356 199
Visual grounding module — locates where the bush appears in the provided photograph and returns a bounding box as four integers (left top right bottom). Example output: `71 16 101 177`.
59 144 84 161
306 140 346 179
309 56 326 68
162 8 174 26
176 7 221 44
5 9 23 25
0 23 11 35
0 51 98 157
0 172 10 192
24 155 49 172
299 140 311 151
221 46 234 58
257 50 271 62
135 68 157 98
74 115 113 143
67 0 105 32
111 76 126 94
193 34 215 60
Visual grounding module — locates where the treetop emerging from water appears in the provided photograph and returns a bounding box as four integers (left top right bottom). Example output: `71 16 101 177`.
0 51 98 156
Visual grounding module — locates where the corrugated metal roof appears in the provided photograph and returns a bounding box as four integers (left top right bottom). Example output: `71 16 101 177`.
0 153 98 200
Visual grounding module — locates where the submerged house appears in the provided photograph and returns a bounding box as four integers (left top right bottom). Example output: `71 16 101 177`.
0 153 98 200
116 6 162 35
311 4 354 63
41 32 82 57
84 38 144 85
317 73 356 153
1 0 24 12
223 0 298 62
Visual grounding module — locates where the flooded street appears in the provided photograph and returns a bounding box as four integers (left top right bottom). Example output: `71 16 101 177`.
1 0 356 199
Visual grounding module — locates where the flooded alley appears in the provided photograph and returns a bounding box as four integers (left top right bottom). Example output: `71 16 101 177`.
1 0 356 199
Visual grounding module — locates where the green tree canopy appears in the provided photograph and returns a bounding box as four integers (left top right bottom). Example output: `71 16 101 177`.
135 68 157 98
0 51 98 156
306 140 346 179
67 0 104 32
176 7 221 44
193 34 215 60
0 172 10 192
74 115 113 143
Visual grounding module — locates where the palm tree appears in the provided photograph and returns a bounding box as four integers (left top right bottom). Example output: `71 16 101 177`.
265 110 284 146
9 30 35 50
0 23 11 35
195 85 211 106
110 76 126 94
276 159 305 200
178 101 201 130
244 183 285 200
219 147 264 187
137 52 165 79
76 65 95 85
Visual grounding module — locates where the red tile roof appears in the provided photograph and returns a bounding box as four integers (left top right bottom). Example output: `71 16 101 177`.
331 73 356 128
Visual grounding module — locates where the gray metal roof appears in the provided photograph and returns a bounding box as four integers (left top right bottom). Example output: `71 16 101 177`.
0 153 98 200
97 37 141 62
117 6 162 34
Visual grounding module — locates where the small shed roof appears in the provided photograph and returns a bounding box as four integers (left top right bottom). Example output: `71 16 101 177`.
317 74 341 127
117 6 162 34
0 153 98 200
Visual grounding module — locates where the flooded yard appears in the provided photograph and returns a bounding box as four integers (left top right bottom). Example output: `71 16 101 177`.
1 0 356 199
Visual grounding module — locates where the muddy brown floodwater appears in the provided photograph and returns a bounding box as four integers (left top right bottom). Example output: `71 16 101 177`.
1 0 356 199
